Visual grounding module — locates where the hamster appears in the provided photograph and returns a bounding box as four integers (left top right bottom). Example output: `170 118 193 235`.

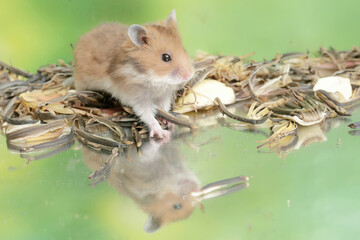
74 9 195 140
82 140 201 233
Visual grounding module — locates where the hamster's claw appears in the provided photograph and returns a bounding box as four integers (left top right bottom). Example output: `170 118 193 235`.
159 118 176 132
167 122 176 131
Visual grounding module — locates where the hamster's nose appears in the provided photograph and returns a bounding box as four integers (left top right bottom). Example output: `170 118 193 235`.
183 69 195 81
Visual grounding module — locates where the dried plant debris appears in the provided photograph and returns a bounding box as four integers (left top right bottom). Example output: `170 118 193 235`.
88 147 119 187
191 47 360 152
348 121 360 136
1 47 360 159
348 121 360 129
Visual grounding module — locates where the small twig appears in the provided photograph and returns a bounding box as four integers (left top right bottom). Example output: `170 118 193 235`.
0 61 32 78
188 66 215 88
248 56 281 102
214 97 269 124
193 58 215 70
320 47 343 70
315 91 351 116
88 147 118 180
156 107 196 129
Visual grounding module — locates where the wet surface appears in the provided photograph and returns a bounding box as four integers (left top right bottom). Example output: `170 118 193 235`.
1 107 360 240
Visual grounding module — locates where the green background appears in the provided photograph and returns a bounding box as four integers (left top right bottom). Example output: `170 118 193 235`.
1 0 360 240
1 0 360 72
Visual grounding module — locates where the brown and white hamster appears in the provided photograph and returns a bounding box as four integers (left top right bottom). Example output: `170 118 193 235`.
74 10 195 139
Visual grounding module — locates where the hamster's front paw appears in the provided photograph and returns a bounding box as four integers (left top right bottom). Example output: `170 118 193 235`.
167 122 175 131
159 118 175 131
150 128 171 142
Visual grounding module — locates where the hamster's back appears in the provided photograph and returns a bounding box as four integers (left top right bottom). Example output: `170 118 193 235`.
74 23 128 90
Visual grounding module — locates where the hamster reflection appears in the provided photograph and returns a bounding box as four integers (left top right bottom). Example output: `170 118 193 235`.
82 139 248 233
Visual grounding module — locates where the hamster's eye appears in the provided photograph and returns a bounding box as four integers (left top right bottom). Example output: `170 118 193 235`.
173 203 182 210
162 53 172 62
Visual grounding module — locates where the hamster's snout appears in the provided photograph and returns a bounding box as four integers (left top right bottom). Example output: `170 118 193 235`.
182 71 194 81
182 66 195 81
170 66 195 84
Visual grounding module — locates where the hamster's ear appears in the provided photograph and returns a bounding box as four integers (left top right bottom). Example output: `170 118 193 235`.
128 24 149 47
166 9 177 28
144 215 162 233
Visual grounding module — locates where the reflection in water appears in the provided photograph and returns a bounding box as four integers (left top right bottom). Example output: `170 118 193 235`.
273 117 354 156
82 139 248 233
348 130 360 135
348 121 360 136
217 103 358 157
267 124 328 157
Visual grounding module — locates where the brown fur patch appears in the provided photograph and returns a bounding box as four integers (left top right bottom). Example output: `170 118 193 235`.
122 23 194 79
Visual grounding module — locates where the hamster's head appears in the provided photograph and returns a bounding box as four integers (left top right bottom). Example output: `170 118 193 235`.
125 9 195 85
142 178 200 233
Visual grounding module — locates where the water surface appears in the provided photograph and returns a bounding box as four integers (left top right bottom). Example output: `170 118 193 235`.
1 108 359 240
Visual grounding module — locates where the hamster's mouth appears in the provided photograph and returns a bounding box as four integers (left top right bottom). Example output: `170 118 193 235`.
167 78 187 85
151 74 190 86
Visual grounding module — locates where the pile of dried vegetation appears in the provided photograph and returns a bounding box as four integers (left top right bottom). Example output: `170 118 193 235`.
1 47 360 160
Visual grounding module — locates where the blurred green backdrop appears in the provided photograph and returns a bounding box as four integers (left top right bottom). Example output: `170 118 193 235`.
1 0 359 72
1 1 360 240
